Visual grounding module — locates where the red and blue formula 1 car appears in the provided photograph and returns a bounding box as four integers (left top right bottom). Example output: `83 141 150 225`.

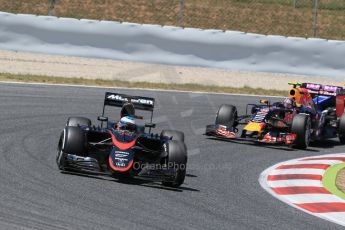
56 92 188 187
206 82 345 149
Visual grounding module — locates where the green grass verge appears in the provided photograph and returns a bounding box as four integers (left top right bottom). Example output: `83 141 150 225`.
322 163 345 200
0 72 286 96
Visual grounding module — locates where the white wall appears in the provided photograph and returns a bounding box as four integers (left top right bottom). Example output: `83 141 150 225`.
0 12 344 80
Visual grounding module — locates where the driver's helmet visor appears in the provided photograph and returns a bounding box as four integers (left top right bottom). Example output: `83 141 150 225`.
118 116 136 131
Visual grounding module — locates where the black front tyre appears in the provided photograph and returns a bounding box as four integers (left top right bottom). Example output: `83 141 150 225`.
56 149 66 170
339 113 345 144
215 104 238 128
161 130 185 142
56 121 88 170
291 114 311 149
162 140 187 188
61 126 87 156
66 117 91 127
56 131 67 170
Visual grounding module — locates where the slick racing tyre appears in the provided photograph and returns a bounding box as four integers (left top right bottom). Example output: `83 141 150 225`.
66 117 91 127
162 140 187 188
291 114 311 149
215 104 238 128
161 130 185 142
56 130 68 170
339 113 345 144
60 126 87 156
56 149 66 170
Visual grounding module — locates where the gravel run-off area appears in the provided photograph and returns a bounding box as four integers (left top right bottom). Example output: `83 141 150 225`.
0 50 344 91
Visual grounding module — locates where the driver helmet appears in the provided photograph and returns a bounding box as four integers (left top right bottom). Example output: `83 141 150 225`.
117 116 136 131
121 102 135 118
283 97 295 109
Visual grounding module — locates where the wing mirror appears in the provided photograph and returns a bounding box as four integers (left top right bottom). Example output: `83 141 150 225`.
97 116 108 122
145 123 156 128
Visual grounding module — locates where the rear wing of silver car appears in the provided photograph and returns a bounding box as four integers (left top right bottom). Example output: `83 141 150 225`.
103 92 155 111
100 92 155 126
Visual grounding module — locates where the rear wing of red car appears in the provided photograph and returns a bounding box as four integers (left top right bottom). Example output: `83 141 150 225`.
301 83 343 96
300 83 345 117
289 82 345 117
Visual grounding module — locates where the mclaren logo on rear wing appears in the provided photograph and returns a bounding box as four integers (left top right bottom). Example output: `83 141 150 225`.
104 92 155 111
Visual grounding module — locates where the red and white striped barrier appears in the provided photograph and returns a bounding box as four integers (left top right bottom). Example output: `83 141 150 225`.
259 154 345 226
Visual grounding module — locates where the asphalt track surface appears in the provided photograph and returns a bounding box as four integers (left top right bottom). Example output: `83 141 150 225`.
0 82 344 230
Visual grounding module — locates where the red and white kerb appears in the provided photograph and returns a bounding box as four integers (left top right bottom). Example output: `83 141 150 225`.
260 154 345 227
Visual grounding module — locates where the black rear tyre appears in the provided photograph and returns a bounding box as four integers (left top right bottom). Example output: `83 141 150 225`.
339 113 345 144
291 114 311 149
162 140 187 188
66 117 91 127
215 104 238 128
161 130 185 142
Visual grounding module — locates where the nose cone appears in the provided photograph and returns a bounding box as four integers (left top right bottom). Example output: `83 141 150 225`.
243 122 265 133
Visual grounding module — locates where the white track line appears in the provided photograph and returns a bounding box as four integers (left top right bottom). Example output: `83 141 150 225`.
318 213 345 227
